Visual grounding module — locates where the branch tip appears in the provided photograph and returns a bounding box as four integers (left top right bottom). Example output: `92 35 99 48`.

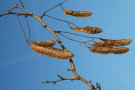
57 75 64 79
19 0 24 8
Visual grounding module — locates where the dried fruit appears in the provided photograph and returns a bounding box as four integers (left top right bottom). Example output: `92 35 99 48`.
98 38 132 47
71 26 103 34
64 9 92 17
88 47 112 54
30 40 55 47
88 46 129 54
30 44 74 59
112 47 129 54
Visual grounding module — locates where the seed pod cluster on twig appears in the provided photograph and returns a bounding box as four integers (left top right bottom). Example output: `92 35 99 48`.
30 40 74 59
64 9 93 17
71 26 103 34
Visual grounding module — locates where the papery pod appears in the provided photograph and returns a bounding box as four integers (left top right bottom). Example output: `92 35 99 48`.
113 39 132 46
88 46 112 54
99 38 132 47
93 40 116 47
93 42 108 47
71 26 103 34
64 9 93 17
30 40 55 47
30 44 74 59
112 47 129 54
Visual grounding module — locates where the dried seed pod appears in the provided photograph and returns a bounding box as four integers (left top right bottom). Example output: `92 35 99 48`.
93 42 108 47
64 9 93 17
113 39 132 46
93 40 115 47
112 47 129 54
88 47 112 54
71 26 103 34
30 44 74 59
30 40 55 47
99 38 132 47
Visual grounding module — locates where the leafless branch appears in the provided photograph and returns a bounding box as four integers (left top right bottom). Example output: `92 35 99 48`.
42 75 78 85
0 12 33 17
8 5 18 12
0 0 101 90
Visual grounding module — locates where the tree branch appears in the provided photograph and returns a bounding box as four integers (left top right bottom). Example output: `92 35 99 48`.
0 1 100 90
42 75 78 84
0 12 33 17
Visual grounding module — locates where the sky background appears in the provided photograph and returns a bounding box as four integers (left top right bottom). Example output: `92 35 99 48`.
0 0 135 90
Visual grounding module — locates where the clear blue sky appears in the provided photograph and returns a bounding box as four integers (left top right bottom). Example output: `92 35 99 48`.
0 0 135 90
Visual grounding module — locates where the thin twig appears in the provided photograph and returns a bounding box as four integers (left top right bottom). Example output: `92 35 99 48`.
25 16 31 41
17 15 30 45
58 32 93 43
19 0 24 8
0 12 33 17
0 13 10 17
8 6 18 12
60 4 64 11
44 14 79 27
42 75 78 84
55 31 99 39
40 0 68 18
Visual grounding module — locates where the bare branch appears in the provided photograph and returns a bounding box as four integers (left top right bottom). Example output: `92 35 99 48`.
96 82 101 90
0 12 33 17
0 1 100 89
0 12 9 17
8 5 18 12
42 75 78 84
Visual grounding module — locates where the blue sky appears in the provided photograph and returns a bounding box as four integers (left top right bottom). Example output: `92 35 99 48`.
0 0 135 90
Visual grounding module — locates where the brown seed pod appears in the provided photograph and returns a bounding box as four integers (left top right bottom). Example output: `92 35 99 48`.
30 44 74 59
93 40 115 47
64 9 93 17
99 38 132 47
30 40 55 47
112 47 129 54
113 39 132 46
93 42 108 47
88 47 112 54
71 26 103 34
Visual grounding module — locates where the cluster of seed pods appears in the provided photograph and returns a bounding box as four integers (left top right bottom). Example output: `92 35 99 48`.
89 38 132 54
63 8 132 54
30 40 74 59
